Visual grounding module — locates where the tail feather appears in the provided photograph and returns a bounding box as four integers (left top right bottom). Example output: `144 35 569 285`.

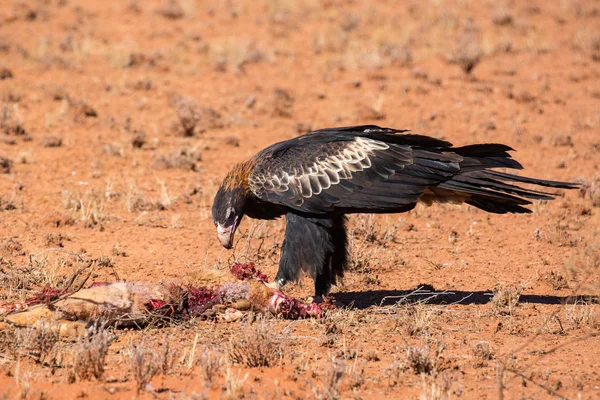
454 143 514 156
465 198 533 214
486 170 579 189
452 172 557 200
430 144 580 214
453 144 524 171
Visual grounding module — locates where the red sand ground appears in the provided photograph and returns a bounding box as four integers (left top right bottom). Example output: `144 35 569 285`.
0 0 599 399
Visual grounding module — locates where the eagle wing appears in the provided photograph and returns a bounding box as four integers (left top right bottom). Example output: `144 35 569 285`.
247 126 465 214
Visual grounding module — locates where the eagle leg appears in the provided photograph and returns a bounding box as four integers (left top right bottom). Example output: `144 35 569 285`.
276 213 348 296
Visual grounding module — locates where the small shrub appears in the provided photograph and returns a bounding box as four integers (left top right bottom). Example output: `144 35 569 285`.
157 0 185 19
41 136 63 148
472 341 493 368
70 327 113 382
0 156 12 174
564 301 597 330
543 270 569 290
313 357 345 400
394 304 437 337
449 20 482 74
419 372 455 400
490 284 520 316
404 342 447 375
197 347 222 387
272 88 294 118
129 340 160 393
226 323 282 368
578 174 600 207
24 323 60 365
224 367 248 399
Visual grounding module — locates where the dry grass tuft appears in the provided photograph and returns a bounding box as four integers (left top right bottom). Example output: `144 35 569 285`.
226 322 282 368
210 39 267 73
158 335 177 376
102 142 125 157
61 188 109 228
347 238 373 274
573 27 600 62
153 146 202 171
564 301 597 330
491 6 513 26
318 308 352 338
129 340 161 393
170 96 224 136
313 357 345 400
131 130 146 148
394 304 437 337
542 270 569 290
14 360 32 400
578 173 600 207
403 342 447 376
224 367 248 399
1 104 30 141
272 88 294 118
70 327 113 382
1 324 60 366
0 156 13 174
449 19 482 74
472 341 493 368
40 135 62 148
419 372 455 400
352 214 397 246
405 346 435 375
23 323 60 365
197 346 223 387
157 0 185 20
124 181 173 212
72 100 98 120
490 284 520 316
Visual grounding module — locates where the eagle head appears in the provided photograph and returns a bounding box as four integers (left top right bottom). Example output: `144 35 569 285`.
212 180 248 249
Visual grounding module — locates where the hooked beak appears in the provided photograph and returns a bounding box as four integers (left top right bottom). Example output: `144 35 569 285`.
217 219 238 249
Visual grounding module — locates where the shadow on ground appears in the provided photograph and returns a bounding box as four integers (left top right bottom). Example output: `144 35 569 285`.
333 285 598 309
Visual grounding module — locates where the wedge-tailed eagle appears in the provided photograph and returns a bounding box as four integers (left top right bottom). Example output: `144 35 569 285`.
212 126 578 296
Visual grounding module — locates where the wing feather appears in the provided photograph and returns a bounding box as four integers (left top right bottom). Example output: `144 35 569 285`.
248 132 457 213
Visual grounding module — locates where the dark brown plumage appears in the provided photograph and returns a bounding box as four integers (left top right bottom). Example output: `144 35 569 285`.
212 125 578 296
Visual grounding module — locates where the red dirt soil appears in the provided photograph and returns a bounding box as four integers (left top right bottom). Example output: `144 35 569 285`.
1 0 599 399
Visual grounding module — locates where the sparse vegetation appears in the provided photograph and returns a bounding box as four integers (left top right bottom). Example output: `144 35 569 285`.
472 341 493 368
0 156 13 174
226 322 282 368
14 360 32 399
197 346 223 387
578 173 600 207
153 146 202 171
490 284 521 316
129 340 161 393
403 342 447 375
22 322 60 365
224 367 248 399
564 301 597 330
70 327 113 382
419 372 455 400
169 95 225 136
313 357 345 400
395 304 438 337
449 19 482 74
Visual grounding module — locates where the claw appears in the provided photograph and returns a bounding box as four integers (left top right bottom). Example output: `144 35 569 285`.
306 295 324 304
